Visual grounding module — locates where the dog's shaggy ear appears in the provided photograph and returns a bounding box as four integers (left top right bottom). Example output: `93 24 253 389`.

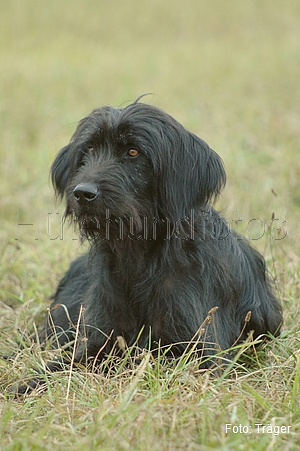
187 131 226 206
51 144 73 199
158 129 226 221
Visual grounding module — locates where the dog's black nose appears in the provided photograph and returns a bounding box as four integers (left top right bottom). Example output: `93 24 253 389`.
73 183 99 203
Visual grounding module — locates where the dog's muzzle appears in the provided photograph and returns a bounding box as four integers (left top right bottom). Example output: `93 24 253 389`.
73 183 99 203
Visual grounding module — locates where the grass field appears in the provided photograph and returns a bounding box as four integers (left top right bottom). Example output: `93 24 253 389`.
1 1 300 449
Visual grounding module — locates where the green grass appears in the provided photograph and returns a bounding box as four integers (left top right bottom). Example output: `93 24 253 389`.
1 0 300 449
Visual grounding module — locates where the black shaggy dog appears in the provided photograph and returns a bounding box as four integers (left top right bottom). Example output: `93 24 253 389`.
40 100 282 371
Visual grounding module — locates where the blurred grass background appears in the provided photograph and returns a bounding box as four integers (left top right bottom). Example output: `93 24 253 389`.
0 1 300 450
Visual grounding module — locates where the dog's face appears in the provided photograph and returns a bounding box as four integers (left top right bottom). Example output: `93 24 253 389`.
51 102 226 240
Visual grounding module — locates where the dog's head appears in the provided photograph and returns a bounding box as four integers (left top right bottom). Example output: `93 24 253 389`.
51 101 226 240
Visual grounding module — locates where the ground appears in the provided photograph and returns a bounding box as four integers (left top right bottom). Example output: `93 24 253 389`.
0 1 299 450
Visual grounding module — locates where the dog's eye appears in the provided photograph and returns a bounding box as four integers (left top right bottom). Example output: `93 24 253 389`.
127 149 139 157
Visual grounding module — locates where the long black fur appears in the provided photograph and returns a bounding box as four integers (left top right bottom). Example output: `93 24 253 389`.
40 100 282 369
